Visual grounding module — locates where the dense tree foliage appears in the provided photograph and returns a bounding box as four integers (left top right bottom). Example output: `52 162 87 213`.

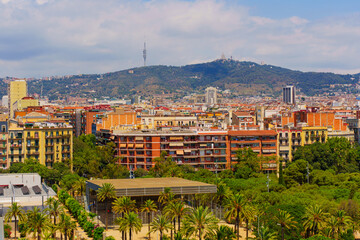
8 135 360 239
293 138 360 173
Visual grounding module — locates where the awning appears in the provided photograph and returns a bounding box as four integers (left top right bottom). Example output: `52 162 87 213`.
169 142 184 147
176 150 184 155
135 137 143 141
170 137 183 140
199 144 207 147
127 144 134 148
184 149 191 153
135 144 144 148
120 144 127 148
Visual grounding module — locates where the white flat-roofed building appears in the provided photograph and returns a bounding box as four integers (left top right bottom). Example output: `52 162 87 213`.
0 173 56 207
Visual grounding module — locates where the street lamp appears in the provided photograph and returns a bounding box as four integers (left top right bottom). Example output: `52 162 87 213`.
266 171 271 192
255 215 262 240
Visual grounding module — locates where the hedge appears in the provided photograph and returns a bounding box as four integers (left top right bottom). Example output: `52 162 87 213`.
58 190 108 240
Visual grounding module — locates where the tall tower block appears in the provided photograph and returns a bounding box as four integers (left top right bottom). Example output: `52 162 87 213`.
8 80 27 119
282 86 295 105
143 42 147 66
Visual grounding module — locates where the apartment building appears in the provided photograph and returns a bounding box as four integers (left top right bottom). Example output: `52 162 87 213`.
0 117 8 168
301 126 328 145
113 129 278 172
229 130 278 170
8 80 27 119
141 115 197 129
282 111 348 131
8 122 73 168
277 126 328 162
278 129 302 162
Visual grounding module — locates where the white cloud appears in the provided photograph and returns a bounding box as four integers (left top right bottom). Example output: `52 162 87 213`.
36 0 49 5
0 0 359 77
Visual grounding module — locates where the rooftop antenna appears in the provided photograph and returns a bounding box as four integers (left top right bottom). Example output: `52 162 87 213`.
143 42 147 67
40 81 43 99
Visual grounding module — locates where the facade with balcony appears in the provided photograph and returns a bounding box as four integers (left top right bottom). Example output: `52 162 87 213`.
113 129 278 172
7 122 73 168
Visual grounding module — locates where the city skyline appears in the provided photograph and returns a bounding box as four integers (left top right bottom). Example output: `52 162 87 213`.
0 0 360 77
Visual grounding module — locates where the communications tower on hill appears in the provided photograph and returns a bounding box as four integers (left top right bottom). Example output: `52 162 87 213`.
143 42 147 66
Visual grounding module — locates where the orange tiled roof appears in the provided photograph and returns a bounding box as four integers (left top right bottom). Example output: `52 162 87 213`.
228 130 277 136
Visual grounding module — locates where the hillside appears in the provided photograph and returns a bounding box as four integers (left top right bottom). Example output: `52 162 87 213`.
6 59 360 99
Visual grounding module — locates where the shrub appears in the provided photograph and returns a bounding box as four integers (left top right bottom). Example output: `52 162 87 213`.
105 237 116 240
93 227 105 240
59 189 103 240
4 224 11 238
52 184 58 193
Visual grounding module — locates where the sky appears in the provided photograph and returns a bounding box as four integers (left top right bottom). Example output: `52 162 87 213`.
1 0 360 78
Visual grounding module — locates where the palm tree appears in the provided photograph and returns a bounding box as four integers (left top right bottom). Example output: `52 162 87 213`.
273 210 297 240
73 177 86 203
141 199 157 240
257 226 277 240
97 183 116 230
4 202 25 238
117 212 142 240
113 196 137 239
164 200 189 234
215 183 229 218
182 206 219 240
46 198 64 238
325 215 338 239
302 205 328 236
224 193 247 240
158 187 176 210
242 204 256 240
150 214 172 240
59 213 77 240
42 224 58 240
113 196 137 215
174 232 188 240
26 207 51 240
334 210 352 237
213 225 236 240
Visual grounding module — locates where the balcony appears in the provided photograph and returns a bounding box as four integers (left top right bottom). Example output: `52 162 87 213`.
9 136 22 140
45 135 61 139
27 136 39 140
9 153 23 156
27 144 39 148
11 144 22 148
28 152 40 155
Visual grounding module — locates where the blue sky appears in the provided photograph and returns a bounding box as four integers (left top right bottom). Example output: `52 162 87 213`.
239 0 360 20
0 0 360 77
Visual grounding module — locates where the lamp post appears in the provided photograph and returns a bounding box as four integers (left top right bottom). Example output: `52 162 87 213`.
306 162 310 184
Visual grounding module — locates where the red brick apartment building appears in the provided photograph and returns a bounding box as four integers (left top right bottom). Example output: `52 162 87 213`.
112 129 278 172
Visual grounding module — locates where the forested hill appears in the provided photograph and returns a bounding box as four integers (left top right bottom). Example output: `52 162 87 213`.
9 59 360 99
